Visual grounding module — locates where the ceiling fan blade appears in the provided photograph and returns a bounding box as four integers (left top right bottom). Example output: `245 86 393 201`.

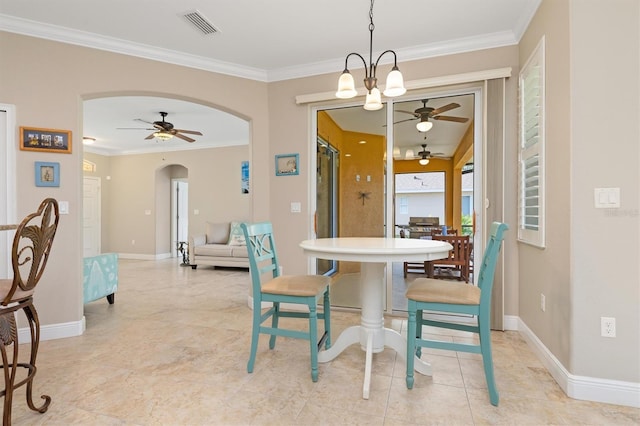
117 127 155 130
395 110 420 117
392 118 417 125
429 103 460 116
433 115 469 123
134 118 156 125
174 133 196 143
144 133 156 140
173 129 203 136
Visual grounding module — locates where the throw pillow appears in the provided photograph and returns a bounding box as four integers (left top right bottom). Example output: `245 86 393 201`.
206 222 230 244
228 221 246 246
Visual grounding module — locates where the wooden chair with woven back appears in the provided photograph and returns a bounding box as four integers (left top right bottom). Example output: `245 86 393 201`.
241 222 331 382
0 198 59 424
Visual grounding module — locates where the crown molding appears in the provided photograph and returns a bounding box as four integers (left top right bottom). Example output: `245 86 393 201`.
0 14 268 82
1 14 522 84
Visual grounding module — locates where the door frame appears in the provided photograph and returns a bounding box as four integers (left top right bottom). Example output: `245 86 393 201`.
171 178 189 258
0 104 17 278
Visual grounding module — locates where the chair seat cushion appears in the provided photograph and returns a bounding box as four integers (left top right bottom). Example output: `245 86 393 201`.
406 278 480 305
263 275 330 297
0 278 34 303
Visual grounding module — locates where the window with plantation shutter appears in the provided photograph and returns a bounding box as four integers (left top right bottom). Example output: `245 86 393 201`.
518 37 545 247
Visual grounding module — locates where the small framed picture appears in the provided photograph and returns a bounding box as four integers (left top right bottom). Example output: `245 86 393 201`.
35 161 60 187
275 153 299 176
20 127 72 154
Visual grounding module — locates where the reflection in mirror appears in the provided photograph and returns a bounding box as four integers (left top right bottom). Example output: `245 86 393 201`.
316 104 387 308
391 94 475 311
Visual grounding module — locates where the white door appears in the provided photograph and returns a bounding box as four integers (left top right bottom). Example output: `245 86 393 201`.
0 105 17 278
83 177 101 257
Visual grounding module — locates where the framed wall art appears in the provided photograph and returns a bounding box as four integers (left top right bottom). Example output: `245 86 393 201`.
275 153 299 176
20 126 72 154
241 161 250 194
35 161 60 187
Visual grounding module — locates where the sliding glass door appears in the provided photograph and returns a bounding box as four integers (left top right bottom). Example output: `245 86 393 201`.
316 138 338 275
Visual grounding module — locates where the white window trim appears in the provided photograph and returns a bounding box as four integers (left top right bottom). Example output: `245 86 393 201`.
518 37 546 248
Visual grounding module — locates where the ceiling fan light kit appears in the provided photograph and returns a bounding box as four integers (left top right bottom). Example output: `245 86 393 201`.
335 0 406 109
416 118 433 132
418 157 430 166
153 132 174 141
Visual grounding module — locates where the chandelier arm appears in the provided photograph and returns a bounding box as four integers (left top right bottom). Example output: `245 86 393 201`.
343 52 369 74
374 50 399 70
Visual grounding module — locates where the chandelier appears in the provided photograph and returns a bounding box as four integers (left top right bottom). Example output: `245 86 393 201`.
335 0 406 110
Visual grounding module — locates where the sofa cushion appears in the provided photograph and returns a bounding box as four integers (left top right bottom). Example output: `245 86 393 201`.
230 245 249 258
206 222 230 244
194 244 234 257
228 221 246 246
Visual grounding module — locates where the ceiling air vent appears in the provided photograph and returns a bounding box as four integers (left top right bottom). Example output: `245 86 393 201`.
182 10 219 35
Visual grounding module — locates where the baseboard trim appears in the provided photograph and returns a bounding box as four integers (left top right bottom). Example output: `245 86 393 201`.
118 252 172 260
517 318 640 408
18 318 84 342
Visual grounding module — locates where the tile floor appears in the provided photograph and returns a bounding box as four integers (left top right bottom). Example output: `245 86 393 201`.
9 259 639 425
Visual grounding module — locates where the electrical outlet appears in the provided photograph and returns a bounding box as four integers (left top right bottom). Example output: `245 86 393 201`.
601 317 616 338
540 293 546 312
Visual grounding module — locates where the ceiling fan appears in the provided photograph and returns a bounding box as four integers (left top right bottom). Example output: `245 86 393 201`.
411 143 448 165
122 112 203 142
395 99 469 132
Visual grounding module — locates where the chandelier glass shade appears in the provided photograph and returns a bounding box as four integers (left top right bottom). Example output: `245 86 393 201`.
335 0 406 108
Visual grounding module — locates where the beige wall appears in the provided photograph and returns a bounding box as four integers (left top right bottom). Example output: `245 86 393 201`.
101 146 249 256
569 0 639 381
518 0 573 368
1 32 269 326
519 0 639 383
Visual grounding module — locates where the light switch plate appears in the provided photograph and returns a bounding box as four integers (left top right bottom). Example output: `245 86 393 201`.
594 188 620 208
58 201 69 214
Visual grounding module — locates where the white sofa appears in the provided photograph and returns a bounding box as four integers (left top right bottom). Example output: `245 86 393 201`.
189 221 249 269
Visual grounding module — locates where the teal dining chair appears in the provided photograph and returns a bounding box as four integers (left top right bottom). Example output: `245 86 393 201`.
405 222 508 406
241 222 331 382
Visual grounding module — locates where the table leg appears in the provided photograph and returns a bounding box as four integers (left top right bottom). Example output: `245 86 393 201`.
318 261 432 399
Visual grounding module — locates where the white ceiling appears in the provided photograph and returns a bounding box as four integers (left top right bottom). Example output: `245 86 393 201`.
0 0 539 155
83 97 249 155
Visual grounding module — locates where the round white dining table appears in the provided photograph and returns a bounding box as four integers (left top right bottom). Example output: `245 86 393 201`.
299 237 452 399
